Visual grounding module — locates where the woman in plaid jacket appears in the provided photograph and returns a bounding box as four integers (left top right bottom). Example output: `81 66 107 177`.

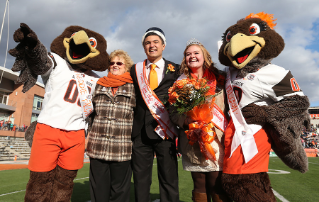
86 50 136 202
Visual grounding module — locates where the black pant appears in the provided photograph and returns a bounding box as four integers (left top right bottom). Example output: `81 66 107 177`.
89 158 132 202
131 132 179 202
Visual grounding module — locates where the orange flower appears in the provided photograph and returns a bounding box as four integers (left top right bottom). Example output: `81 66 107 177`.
194 82 201 90
168 91 179 104
168 64 175 72
189 79 196 86
171 91 178 99
166 64 175 74
174 79 185 89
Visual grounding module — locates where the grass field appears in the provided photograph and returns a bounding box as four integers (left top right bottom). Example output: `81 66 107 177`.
0 157 318 202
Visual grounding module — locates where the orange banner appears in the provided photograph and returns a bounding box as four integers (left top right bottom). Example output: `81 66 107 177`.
304 148 318 157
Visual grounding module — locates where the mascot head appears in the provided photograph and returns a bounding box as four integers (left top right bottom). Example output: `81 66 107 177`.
50 26 109 71
219 12 285 70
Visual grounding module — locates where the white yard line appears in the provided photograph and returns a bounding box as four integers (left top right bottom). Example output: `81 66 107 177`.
267 169 290 174
308 162 319 165
74 177 89 181
0 189 25 197
272 189 290 202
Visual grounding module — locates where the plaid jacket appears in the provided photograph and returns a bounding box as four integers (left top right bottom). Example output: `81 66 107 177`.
86 83 136 161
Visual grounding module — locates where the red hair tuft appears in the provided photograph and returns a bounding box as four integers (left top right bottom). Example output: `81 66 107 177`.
245 12 277 29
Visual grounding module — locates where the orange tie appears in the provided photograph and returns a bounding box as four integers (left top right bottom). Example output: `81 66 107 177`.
149 64 158 90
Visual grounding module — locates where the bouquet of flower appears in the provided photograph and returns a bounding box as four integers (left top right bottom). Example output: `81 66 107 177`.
168 77 217 161
168 78 211 114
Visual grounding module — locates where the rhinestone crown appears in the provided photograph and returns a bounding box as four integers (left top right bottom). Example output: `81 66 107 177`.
186 38 201 46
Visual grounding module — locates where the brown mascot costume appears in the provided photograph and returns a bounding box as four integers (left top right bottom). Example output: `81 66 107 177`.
218 12 310 202
9 23 109 202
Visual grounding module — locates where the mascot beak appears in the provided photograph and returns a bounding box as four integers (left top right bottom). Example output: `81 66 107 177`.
63 30 100 64
224 33 265 69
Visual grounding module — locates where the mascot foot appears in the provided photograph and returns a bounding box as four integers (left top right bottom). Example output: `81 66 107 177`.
221 173 276 202
50 165 78 202
24 168 56 202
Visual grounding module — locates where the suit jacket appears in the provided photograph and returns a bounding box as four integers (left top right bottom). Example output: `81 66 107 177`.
130 58 180 140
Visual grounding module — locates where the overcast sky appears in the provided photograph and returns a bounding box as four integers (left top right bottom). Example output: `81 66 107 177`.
1 0 319 106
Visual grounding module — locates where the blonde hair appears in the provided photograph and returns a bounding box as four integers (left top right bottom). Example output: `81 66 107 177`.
109 49 134 72
180 44 215 76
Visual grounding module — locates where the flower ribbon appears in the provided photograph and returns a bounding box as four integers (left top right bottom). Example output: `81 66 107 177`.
185 122 217 161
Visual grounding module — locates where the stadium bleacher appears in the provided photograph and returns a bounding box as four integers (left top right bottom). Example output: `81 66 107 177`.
0 137 31 161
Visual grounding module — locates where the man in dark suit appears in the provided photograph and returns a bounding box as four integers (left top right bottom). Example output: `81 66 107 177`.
130 27 180 202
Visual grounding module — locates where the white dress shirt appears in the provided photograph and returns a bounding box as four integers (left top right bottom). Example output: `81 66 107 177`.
145 58 165 86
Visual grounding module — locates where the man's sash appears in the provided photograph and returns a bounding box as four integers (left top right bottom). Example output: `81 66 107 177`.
74 73 94 119
177 74 227 132
135 61 178 139
225 67 259 163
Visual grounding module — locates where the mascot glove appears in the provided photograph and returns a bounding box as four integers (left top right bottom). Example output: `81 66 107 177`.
9 23 50 92
9 23 40 59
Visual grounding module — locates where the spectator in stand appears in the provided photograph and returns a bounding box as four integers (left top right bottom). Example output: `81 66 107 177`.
0 120 4 129
9 122 13 131
3 121 7 130
301 138 305 148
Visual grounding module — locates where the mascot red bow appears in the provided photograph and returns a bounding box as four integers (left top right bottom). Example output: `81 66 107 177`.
9 23 109 202
218 12 310 202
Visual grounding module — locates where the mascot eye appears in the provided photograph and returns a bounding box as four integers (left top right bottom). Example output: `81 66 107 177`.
225 31 232 42
89 37 97 48
249 23 261 35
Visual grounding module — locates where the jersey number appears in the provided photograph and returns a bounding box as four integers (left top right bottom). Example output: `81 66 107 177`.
64 80 92 107
290 78 300 91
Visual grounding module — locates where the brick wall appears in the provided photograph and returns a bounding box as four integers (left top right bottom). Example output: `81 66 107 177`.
7 83 45 129
0 130 24 138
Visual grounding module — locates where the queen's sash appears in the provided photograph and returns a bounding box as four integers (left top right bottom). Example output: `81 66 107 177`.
74 73 94 119
135 61 178 139
225 67 260 163
177 74 227 132
212 103 228 132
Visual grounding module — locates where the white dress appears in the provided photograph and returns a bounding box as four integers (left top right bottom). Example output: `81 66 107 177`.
180 90 226 172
